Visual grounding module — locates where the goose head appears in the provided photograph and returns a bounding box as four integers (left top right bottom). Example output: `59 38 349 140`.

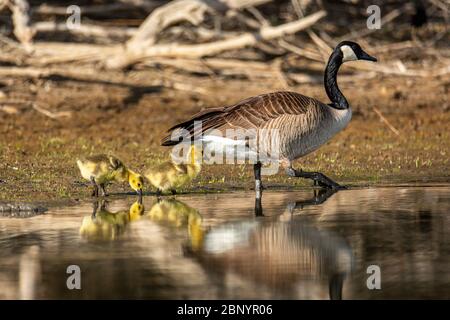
336 41 377 63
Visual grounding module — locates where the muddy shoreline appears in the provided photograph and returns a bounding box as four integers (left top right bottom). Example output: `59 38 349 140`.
1 71 449 201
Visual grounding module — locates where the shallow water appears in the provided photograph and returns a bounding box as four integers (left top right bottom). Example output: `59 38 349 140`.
1 186 450 299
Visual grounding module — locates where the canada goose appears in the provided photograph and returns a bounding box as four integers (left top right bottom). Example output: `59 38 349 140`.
161 41 377 195
77 154 144 197
144 145 201 195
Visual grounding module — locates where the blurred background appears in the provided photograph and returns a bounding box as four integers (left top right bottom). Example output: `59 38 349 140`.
0 0 449 200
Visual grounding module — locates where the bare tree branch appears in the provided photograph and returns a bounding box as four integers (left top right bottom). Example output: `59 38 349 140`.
7 0 34 50
106 10 327 68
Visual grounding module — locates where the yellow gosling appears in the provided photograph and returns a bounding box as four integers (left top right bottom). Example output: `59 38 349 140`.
145 145 201 195
79 200 145 241
147 199 203 250
77 154 144 197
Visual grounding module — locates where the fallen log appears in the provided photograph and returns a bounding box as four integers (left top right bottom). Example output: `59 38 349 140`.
107 0 274 69
6 0 34 50
105 10 327 68
34 21 136 39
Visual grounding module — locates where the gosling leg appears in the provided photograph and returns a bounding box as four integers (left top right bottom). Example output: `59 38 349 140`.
91 200 99 219
285 167 346 190
90 177 99 197
156 188 162 200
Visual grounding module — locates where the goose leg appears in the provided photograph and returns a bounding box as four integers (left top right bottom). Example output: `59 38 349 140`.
285 167 345 190
253 162 263 199
255 196 263 217
90 177 99 197
329 273 345 300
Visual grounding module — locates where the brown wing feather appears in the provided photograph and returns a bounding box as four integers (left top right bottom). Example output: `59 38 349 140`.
161 91 320 146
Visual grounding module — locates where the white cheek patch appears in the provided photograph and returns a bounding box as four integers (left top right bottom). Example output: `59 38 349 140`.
340 45 358 62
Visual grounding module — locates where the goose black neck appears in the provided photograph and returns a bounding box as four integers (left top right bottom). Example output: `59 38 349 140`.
324 50 349 110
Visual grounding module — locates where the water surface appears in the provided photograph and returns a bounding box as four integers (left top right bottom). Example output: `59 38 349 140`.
1 186 450 299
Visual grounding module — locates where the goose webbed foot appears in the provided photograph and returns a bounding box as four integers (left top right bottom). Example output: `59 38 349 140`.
289 188 338 212
286 167 346 190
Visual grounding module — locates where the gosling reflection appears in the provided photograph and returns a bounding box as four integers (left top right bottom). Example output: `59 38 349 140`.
188 189 352 299
79 199 144 241
146 199 204 250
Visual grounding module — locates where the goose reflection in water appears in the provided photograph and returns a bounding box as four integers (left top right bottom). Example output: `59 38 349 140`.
79 199 144 241
186 189 353 300
146 199 204 250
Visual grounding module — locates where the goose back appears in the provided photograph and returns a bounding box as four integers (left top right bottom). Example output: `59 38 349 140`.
162 91 352 162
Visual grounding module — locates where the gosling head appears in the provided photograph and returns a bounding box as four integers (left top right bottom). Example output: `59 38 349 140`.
336 41 377 63
128 171 144 197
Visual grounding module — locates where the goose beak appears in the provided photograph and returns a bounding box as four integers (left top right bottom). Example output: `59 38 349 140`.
138 188 143 198
359 51 377 62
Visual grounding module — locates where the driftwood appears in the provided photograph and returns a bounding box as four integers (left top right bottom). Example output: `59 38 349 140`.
16 7 326 68
0 66 210 95
32 103 72 119
106 0 277 69
33 1 165 15
337 6 405 42
0 0 447 86
373 107 400 136
126 0 212 49
106 10 327 68
0 105 19 114
4 0 34 50
34 21 136 39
